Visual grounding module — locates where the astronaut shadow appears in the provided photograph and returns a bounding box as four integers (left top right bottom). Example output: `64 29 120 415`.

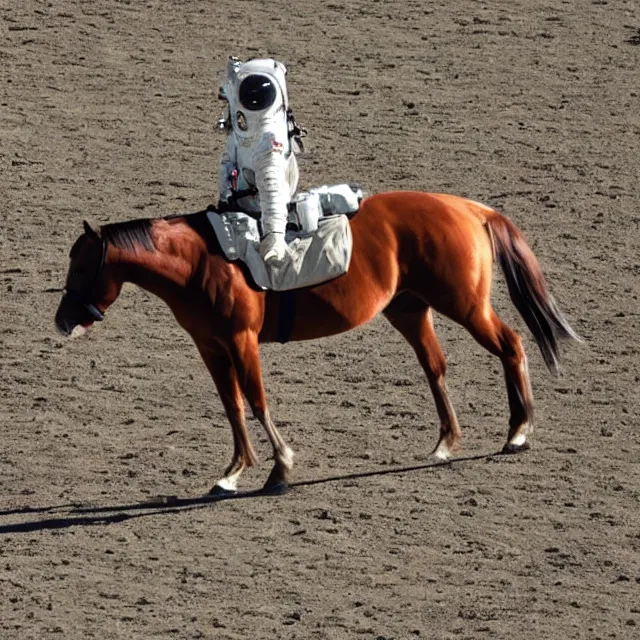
290 451 498 488
0 488 271 535
0 451 504 535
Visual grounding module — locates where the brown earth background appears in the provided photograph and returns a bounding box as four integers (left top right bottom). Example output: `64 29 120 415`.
1 1 639 638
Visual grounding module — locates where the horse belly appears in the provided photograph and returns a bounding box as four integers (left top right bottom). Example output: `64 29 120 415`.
290 255 398 341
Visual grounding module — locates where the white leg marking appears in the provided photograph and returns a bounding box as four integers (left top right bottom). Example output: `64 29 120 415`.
278 445 295 470
214 467 244 492
214 477 238 492
433 439 452 460
508 432 527 447
257 409 295 471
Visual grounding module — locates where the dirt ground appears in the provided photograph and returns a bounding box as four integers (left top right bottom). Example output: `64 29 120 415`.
1 1 639 638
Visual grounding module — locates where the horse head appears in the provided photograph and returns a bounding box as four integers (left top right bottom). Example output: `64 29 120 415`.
54 221 122 337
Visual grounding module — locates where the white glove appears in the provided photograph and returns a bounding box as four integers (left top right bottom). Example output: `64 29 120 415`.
259 232 287 266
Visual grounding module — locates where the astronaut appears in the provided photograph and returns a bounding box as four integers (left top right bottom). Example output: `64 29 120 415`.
217 57 303 266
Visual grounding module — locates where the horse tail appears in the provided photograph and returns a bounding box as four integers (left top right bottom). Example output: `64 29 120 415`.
485 212 581 376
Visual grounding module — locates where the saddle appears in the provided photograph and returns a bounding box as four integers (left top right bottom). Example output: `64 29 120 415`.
208 184 363 292
289 183 363 231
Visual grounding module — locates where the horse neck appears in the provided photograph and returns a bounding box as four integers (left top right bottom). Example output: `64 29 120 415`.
107 219 204 301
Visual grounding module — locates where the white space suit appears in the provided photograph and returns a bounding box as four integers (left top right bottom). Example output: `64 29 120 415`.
218 57 300 266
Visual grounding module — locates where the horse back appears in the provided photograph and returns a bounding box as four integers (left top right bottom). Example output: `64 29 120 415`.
357 191 495 227
352 191 495 266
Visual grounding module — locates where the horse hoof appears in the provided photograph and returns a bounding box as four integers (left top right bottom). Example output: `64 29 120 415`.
262 481 290 496
209 484 238 497
501 441 531 455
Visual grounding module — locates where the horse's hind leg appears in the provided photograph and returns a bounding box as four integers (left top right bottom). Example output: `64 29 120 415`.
383 295 462 459
462 306 534 453
197 346 258 493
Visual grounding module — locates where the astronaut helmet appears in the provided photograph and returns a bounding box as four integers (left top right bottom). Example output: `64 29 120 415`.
220 57 289 136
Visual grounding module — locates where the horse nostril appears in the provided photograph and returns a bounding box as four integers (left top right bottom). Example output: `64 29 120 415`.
54 306 73 337
54 314 71 336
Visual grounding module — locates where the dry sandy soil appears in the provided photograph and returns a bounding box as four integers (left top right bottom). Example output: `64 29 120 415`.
1 1 639 638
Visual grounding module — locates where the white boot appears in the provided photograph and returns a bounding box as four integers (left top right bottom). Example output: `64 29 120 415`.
260 232 287 266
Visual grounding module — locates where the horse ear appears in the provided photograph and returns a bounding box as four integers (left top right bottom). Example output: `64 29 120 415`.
83 220 99 239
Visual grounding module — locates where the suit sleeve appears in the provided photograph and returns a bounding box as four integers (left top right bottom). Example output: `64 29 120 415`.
252 131 290 235
219 134 237 202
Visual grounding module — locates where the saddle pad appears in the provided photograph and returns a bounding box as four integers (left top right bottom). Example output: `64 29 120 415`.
206 210 353 291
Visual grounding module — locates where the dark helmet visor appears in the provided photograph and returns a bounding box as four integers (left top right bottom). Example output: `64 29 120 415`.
238 74 277 111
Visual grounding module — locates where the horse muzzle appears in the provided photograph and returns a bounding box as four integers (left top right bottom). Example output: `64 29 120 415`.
55 292 103 337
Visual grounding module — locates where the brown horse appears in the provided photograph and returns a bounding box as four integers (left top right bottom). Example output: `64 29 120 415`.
54 192 580 493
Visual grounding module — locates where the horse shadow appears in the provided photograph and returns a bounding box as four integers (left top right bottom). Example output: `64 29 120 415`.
0 452 504 534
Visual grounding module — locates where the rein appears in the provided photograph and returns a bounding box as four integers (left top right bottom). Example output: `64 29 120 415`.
64 238 107 322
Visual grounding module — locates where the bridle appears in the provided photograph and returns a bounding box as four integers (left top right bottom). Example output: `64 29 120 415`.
64 238 107 322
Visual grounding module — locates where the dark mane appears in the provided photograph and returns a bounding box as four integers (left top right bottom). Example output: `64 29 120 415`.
100 218 155 252
99 209 225 258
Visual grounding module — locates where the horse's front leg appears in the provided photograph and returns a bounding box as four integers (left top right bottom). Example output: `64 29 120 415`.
230 329 294 493
196 345 258 493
